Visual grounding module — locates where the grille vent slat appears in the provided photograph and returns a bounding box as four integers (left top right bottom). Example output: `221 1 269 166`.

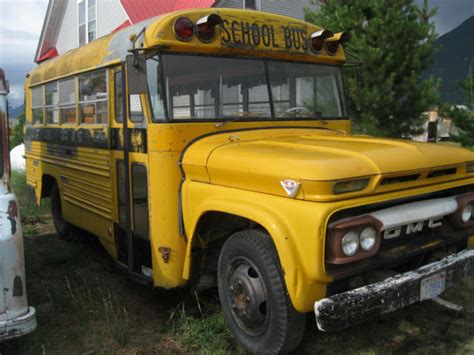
427 168 457 178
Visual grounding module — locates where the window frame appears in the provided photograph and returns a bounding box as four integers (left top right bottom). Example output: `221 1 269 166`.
78 69 109 125
146 52 349 123
77 0 97 46
58 77 77 125
31 85 44 125
45 81 59 125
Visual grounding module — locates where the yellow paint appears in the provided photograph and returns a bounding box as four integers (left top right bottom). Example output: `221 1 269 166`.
469 236 474 248
23 9 474 315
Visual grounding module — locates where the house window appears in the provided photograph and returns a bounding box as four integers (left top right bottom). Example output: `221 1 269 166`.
78 0 96 46
243 0 260 10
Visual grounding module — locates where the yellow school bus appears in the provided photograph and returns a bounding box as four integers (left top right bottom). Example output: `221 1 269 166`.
25 8 474 353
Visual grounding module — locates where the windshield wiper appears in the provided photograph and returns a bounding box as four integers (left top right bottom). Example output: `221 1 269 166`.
215 112 267 128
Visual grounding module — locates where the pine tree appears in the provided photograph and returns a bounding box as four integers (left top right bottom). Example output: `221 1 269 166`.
305 0 440 138
440 68 474 148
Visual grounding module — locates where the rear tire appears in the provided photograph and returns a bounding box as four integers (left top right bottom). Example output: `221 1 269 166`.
51 182 73 239
217 230 306 354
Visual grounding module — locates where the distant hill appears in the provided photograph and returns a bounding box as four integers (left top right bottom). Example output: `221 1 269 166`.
425 16 474 104
9 104 24 119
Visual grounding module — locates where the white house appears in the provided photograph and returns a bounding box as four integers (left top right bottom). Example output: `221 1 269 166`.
35 0 322 63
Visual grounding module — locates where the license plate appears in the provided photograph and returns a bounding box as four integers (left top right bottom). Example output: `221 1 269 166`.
420 272 446 301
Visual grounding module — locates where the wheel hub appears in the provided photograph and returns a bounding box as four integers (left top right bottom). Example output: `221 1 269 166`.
228 262 268 330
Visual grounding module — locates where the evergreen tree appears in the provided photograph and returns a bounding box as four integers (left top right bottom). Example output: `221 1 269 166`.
9 112 25 148
439 69 474 148
306 0 439 138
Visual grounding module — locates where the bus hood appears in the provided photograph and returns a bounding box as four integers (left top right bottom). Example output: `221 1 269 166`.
181 128 474 201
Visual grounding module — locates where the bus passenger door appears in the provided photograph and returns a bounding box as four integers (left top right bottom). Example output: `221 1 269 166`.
112 58 152 283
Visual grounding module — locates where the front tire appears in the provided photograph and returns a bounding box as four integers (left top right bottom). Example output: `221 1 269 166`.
51 182 73 239
217 230 306 354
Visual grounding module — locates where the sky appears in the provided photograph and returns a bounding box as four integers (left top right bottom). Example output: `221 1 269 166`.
0 0 473 109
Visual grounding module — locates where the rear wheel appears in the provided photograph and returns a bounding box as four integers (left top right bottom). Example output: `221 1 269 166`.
51 182 73 239
217 230 306 354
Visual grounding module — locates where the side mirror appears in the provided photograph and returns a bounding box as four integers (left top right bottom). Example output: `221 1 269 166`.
126 54 147 95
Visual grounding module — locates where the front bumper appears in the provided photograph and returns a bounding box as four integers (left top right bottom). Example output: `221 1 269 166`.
315 248 474 332
0 307 37 340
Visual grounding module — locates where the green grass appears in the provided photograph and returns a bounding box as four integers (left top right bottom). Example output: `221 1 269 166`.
10 171 50 221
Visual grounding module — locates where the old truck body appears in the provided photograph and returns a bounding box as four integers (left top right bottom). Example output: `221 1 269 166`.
0 69 36 340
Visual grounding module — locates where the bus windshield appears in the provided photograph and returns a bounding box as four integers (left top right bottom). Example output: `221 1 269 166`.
146 54 347 121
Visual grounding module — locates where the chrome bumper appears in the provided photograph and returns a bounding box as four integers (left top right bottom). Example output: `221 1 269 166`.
0 307 37 340
315 248 474 332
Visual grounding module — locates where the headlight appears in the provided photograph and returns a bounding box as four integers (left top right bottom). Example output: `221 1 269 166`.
341 231 359 256
360 226 377 251
462 203 472 223
333 178 370 195
467 163 474 173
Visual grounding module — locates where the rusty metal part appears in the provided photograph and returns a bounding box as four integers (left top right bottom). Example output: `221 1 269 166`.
315 248 474 332
158 247 171 263
227 258 269 335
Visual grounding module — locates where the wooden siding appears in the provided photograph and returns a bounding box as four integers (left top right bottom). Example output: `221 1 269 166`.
97 0 129 38
56 0 78 54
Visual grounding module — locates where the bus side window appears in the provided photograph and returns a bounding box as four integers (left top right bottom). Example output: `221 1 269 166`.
31 86 44 125
59 78 76 124
45 82 59 124
78 69 108 124
132 164 149 238
114 71 123 123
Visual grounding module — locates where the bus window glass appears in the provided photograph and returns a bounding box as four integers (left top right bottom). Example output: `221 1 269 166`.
132 164 149 237
149 54 271 120
78 70 108 124
45 82 59 124
146 57 166 120
31 86 43 124
116 161 126 226
114 71 123 123
130 94 144 122
267 61 346 118
59 78 76 124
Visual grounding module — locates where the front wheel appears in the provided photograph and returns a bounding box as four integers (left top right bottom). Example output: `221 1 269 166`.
217 230 306 354
51 182 73 239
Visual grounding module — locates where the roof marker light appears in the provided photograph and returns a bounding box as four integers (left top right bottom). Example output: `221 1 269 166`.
174 17 194 42
310 29 333 53
325 31 351 56
196 14 223 43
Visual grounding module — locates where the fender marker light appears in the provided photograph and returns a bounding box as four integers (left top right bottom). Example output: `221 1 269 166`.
467 162 474 173
325 31 351 56
280 179 301 198
333 178 369 195
310 29 333 53
196 14 223 42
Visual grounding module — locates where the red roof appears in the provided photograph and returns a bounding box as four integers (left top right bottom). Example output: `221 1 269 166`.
36 47 58 63
120 0 216 24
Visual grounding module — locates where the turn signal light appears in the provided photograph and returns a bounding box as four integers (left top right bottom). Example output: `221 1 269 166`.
196 14 223 42
174 17 194 41
325 31 351 56
310 29 333 53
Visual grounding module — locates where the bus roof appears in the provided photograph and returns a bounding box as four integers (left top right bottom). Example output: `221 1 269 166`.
29 8 346 86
